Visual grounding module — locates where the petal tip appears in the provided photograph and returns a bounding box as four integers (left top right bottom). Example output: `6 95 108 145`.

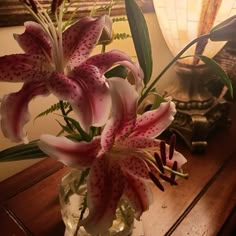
23 136 29 144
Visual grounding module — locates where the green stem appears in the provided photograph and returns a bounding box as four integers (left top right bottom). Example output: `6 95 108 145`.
59 100 74 131
74 194 87 236
108 0 114 16
101 44 106 53
119 205 131 227
65 106 73 115
138 33 211 106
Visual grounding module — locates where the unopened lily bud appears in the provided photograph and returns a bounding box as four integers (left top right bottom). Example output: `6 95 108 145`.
97 15 113 45
210 15 236 41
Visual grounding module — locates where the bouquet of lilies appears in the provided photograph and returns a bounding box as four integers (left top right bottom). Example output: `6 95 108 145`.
0 0 235 234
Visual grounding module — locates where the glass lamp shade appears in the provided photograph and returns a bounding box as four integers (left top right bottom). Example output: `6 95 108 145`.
153 0 236 65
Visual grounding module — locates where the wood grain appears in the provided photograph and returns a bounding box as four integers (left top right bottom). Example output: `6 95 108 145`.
173 151 236 236
0 206 27 236
5 167 69 235
0 158 64 203
218 206 236 236
141 104 236 236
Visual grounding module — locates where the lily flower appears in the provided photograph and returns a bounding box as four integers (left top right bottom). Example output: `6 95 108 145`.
39 78 187 235
0 13 142 143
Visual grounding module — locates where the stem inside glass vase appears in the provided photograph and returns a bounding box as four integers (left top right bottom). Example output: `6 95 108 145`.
59 169 135 236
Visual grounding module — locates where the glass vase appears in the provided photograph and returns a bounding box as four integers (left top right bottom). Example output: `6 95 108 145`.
59 169 135 236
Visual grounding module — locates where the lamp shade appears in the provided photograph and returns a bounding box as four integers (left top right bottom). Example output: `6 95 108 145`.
153 0 236 64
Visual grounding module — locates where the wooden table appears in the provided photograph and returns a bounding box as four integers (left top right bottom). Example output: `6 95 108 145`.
0 105 236 236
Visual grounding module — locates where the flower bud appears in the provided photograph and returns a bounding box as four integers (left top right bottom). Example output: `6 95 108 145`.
97 15 113 45
210 15 236 41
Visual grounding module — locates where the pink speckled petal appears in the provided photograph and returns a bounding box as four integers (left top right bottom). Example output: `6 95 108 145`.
84 50 144 91
38 135 101 167
72 64 111 127
48 68 111 132
119 61 144 92
101 78 138 152
121 137 187 169
14 21 52 58
48 73 91 132
123 170 153 219
63 15 107 67
81 157 124 234
130 101 176 139
85 50 138 73
0 81 49 143
0 54 47 82
121 137 161 149
119 156 150 179
166 148 187 169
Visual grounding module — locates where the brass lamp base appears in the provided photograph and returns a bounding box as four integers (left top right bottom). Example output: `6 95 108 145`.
165 62 231 152
169 97 230 152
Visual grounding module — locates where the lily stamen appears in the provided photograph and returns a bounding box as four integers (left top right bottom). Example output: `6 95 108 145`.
169 134 176 160
154 152 164 174
149 172 164 192
160 174 178 186
160 140 166 165
170 161 178 182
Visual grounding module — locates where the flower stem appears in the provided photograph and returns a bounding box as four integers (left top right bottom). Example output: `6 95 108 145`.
101 44 106 53
138 33 211 106
59 100 74 131
73 194 87 236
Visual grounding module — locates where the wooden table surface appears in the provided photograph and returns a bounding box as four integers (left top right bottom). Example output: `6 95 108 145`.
0 104 236 236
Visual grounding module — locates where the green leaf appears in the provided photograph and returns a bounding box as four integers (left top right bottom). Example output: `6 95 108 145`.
90 1 115 16
0 133 84 162
113 32 131 40
112 17 127 23
61 116 92 142
34 101 71 121
105 65 128 79
151 92 165 110
0 140 45 162
55 119 75 135
142 92 166 112
125 0 153 85
181 55 233 98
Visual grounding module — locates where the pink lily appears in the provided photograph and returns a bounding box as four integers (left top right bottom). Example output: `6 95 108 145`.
39 78 187 235
0 13 142 143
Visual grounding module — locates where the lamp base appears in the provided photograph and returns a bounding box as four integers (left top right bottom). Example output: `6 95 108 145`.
169 97 231 152
164 62 231 152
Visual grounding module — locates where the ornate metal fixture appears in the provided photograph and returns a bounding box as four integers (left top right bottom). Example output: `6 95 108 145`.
165 61 231 152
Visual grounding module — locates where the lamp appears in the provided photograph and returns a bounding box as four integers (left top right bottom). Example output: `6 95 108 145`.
153 0 235 152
